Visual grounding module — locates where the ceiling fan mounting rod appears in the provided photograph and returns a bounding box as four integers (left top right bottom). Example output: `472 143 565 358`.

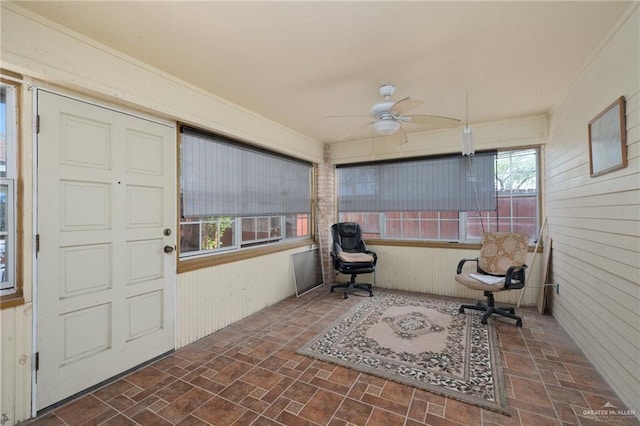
379 84 396 100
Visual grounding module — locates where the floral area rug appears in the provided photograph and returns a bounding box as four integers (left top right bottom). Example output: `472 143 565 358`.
297 291 509 415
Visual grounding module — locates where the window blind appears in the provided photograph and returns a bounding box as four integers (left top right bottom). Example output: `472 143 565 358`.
181 128 311 217
337 152 496 212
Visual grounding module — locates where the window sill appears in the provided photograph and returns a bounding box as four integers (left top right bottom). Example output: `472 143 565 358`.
178 238 315 274
1 291 25 309
366 239 541 252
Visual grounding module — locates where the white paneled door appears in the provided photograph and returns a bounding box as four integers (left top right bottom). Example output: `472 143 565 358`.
36 91 176 410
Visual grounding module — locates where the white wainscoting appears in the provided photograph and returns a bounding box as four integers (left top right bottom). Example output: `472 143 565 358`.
0 304 32 425
340 245 542 307
175 247 311 348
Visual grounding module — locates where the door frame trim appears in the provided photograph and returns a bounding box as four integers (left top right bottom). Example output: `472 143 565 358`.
31 87 38 419
37 86 175 128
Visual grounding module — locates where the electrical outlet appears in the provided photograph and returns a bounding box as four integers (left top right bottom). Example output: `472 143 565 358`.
556 283 560 295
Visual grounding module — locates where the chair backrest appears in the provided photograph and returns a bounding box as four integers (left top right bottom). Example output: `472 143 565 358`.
331 222 366 253
478 232 529 275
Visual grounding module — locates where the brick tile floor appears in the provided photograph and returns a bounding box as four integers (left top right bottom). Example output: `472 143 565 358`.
26 288 638 426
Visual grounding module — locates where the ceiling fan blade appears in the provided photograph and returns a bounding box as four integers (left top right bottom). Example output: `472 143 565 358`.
336 121 375 141
404 114 461 129
390 97 423 115
395 126 409 145
324 114 371 119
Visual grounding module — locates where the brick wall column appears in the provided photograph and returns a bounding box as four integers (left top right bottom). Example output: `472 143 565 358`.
316 144 336 285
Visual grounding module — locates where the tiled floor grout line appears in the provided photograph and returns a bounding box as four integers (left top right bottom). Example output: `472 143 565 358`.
110 338 260 425
519 324 566 426
280 291 412 426
276 291 345 426
183 340 280 425
243 289 347 426
102 397 138 426
284 292 364 426
520 321 622 426
24 290 639 426
403 387 417 426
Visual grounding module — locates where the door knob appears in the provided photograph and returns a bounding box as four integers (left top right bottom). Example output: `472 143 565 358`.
164 245 175 254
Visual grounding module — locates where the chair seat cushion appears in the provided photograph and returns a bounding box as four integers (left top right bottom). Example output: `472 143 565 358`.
455 273 506 292
338 252 374 263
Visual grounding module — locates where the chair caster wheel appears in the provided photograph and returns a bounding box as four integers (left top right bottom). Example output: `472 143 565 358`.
507 308 515 314
330 288 334 293
459 307 465 313
481 318 488 325
343 293 348 299
515 319 522 327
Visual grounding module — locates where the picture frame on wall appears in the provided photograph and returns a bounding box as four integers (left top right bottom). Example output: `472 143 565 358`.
588 96 627 177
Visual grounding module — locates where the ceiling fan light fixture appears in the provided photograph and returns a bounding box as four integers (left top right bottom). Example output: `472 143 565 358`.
374 119 401 135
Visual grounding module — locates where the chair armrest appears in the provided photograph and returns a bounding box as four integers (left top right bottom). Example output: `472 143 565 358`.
505 264 527 289
364 250 377 265
457 258 478 274
330 249 339 268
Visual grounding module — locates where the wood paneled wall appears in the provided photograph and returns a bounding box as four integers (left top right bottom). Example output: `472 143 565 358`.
0 305 32 425
336 245 542 306
545 6 639 415
175 247 307 348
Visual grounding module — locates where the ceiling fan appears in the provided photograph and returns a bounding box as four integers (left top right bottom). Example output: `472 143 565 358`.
329 84 461 144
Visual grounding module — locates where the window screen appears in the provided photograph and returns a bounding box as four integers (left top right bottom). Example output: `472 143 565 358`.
337 151 497 212
181 128 312 218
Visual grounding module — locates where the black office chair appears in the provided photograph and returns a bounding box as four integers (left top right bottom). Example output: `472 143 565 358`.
330 222 377 299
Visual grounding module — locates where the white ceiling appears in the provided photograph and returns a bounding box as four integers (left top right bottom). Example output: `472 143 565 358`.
14 1 632 144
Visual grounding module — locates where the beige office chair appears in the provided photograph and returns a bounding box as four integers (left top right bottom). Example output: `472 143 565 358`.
455 232 529 327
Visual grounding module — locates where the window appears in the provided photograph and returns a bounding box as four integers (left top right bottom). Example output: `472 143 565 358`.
466 149 539 239
179 127 312 259
338 149 539 242
0 82 17 294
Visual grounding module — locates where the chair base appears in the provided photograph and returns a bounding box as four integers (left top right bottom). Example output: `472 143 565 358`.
330 274 373 299
459 292 522 327
331 282 373 299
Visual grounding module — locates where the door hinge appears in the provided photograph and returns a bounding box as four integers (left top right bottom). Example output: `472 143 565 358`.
36 234 40 255
36 114 40 134
35 352 39 371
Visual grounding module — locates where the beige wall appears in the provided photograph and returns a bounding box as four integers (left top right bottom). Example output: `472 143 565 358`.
0 4 323 423
0 4 323 164
330 114 547 165
545 5 639 415
1 1 638 423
